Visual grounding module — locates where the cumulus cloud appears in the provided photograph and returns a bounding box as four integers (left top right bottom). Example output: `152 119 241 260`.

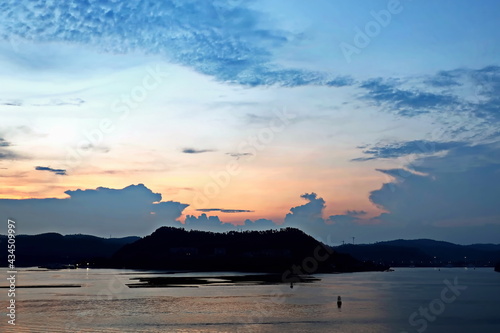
182 214 278 232
183 213 228 231
279 177 500 244
328 210 366 226
35 166 67 176
0 184 188 236
369 142 500 228
281 193 377 244
242 218 278 230
284 192 326 227
3 179 499 244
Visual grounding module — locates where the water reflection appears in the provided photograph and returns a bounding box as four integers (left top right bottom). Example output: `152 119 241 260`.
0 268 499 332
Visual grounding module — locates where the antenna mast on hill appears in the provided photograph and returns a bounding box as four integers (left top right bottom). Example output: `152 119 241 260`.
352 237 355 244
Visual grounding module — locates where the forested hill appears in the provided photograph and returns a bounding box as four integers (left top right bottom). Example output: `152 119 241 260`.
111 227 387 273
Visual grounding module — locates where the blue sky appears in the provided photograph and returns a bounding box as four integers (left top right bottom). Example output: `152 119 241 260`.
0 0 499 244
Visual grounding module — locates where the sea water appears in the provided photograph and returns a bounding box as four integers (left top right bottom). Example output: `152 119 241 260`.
0 267 499 332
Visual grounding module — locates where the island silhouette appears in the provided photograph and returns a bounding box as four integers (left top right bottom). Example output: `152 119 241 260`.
1 227 499 272
111 227 385 273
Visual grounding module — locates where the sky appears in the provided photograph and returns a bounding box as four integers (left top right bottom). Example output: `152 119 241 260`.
1 0 499 244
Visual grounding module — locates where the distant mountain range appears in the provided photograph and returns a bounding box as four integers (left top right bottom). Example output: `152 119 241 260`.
1 229 499 271
335 239 500 267
0 233 139 267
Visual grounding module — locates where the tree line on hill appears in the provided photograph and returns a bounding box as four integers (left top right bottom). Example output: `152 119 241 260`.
1 228 499 272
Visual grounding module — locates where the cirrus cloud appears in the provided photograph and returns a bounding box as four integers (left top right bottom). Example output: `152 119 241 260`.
0 0 352 87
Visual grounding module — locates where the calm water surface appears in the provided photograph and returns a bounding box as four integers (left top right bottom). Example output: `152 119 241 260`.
1 267 499 332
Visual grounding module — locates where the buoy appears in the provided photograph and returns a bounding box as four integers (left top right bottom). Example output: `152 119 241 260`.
337 296 342 308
